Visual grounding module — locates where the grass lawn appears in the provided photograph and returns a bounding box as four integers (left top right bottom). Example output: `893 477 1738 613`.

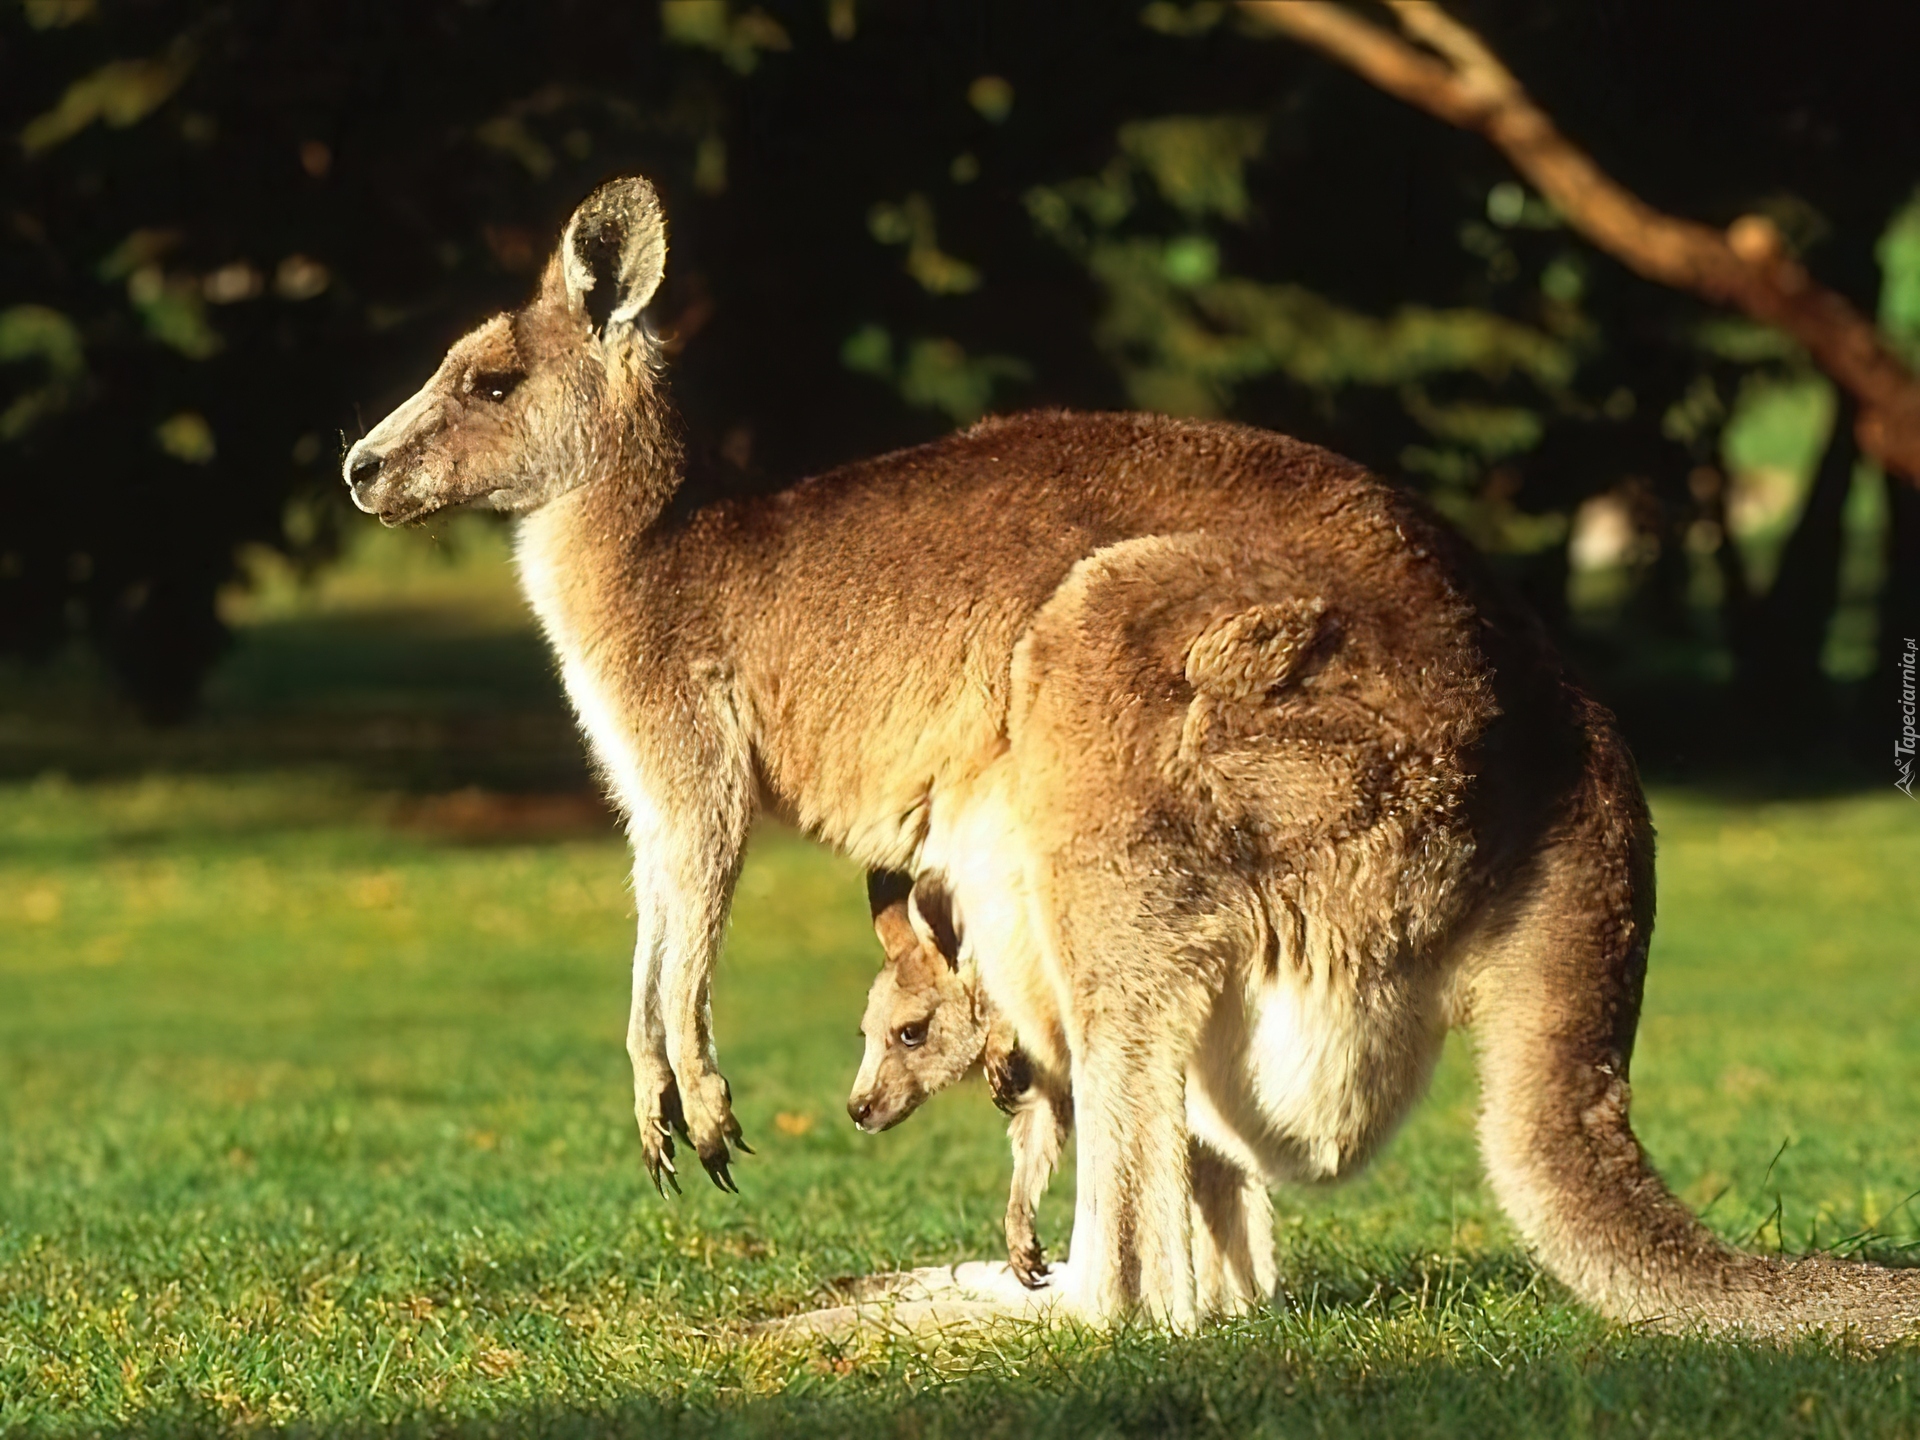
4 526 1920 1436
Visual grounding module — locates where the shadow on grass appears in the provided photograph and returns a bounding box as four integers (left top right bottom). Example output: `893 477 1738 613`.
45 1331 1920 1440
26 1249 1920 1439
1 614 592 794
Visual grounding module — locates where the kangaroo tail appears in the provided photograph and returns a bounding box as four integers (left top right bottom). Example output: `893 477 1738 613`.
1469 710 1920 1341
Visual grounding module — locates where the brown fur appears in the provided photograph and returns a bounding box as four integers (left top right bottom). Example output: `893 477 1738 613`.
342 175 1920 1339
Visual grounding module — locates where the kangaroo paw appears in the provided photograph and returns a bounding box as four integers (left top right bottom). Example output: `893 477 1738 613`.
636 1074 686 1199
680 1068 747 1192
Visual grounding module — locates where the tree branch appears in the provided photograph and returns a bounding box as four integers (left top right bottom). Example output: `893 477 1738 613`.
1238 0 1920 487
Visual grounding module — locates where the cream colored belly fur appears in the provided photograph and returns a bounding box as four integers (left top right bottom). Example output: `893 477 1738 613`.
1188 963 1447 1187
916 757 1071 1082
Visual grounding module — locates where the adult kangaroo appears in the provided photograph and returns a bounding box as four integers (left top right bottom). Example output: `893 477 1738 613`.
344 175 1918 1338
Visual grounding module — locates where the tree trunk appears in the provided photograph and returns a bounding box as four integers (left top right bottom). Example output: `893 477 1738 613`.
1733 396 1858 752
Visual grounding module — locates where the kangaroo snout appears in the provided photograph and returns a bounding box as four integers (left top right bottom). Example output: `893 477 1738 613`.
345 446 383 510
846 1085 910 1134
342 432 411 520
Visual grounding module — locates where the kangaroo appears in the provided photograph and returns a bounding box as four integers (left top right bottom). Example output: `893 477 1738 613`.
852 871 1073 1290
343 174 1920 1339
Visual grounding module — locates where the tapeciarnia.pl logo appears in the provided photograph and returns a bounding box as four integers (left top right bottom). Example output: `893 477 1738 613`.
1899 636 1917 799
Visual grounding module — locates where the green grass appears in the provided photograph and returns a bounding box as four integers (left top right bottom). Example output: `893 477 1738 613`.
3 775 1918 1436
5 527 1920 1435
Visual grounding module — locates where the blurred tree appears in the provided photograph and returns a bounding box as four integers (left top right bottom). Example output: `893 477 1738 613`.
2 0 1917 763
1243 0 1920 763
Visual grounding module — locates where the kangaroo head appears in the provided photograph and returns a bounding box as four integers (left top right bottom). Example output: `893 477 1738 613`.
344 175 673 526
847 885 988 1134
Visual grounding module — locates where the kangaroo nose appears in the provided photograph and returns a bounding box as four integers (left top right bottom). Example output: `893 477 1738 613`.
848 1096 873 1127
347 451 382 494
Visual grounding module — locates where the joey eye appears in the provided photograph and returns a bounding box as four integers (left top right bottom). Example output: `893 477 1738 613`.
469 370 523 404
896 1020 928 1050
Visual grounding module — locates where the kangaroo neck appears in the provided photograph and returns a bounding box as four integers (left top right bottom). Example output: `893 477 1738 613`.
511 444 679 668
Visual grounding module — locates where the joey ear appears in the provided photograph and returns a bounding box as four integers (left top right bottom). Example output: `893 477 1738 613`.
561 174 667 336
872 902 920 966
907 880 961 970
866 868 914 920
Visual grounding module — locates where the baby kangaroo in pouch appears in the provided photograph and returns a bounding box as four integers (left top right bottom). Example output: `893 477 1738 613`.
851 871 1071 1289
344 172 1920 1341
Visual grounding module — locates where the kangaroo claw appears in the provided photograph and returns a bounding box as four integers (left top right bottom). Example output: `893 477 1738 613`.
638 1074 689 1201
645 1136 681 1197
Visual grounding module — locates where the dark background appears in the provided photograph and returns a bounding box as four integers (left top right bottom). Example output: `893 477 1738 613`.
4 0 1917 780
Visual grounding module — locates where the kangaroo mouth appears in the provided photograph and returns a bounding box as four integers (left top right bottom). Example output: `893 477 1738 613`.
856 1092 928 1134
347 479 438 528
362 484 505 528
373 496 449 528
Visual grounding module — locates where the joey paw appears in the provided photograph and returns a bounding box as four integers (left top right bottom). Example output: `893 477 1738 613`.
1008 1237 1050 1290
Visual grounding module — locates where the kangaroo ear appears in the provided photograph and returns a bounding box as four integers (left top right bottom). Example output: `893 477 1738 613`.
561 174 667 336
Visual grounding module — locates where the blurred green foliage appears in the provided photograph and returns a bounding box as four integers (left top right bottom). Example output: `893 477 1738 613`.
2 0 1918 763
1879 191 1920 361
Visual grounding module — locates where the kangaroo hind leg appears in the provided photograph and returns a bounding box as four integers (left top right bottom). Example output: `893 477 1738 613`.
1189 1139 1276 1317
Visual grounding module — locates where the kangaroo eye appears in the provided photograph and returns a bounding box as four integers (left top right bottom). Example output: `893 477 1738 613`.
896 1021 928 1049
469 370 523 404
